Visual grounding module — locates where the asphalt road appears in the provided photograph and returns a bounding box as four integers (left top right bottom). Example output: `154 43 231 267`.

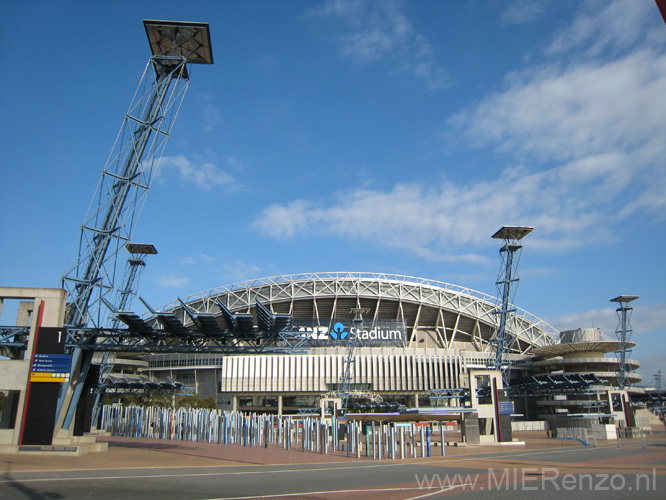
1 437 664 499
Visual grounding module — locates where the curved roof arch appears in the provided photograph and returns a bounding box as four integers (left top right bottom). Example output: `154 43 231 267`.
161 272 559 351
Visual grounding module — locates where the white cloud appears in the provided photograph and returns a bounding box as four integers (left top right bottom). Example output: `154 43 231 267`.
312 0 410 64
218 260 263 284
181 253 262 285
449 50 666 166
548 307 616 336
155 255 263 297
253 160 620 258
254 82 664 255
548 301 666 383
635 353 666 386
256 200 314 239
157 155 237 191
444 2 666 229
156 275 190 288
632 303 666 335
545 0 658 58
182 253 217 266
307 0 451 89
500 0 548 25
446 1 666 228
203 103 222 133
548 302 666 338
256 1 665 260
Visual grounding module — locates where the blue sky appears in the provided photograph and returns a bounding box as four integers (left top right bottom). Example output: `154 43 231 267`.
1 0 665 383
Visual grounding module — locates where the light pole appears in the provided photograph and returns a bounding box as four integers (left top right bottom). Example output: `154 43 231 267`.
611 295 639 389
490 226 533 386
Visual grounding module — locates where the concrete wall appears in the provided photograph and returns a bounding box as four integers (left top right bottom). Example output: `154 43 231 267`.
0 287 67 448
0 360 30 391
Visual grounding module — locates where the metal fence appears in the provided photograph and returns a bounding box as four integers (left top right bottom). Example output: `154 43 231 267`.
100 405 447 459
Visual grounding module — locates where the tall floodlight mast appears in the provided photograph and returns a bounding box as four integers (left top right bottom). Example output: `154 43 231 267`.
611 295 639 389
490 226 533 386
61 21 213 330
58 21 213 432
338 308 368 411
91 243 158 425
112 244 159 317
654 370 664 392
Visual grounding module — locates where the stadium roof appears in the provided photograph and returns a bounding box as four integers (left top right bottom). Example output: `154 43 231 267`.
531 340 636 358
160 272 560 351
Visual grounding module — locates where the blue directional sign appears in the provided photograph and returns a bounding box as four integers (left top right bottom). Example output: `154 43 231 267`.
32 354 73 373
498 401 515 415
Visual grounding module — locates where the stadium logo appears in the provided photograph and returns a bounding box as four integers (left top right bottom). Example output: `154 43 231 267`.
295 320 405 345
329 322 349 340
351 326 402 341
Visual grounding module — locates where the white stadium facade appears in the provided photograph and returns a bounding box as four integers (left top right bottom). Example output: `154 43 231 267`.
145 272 564 415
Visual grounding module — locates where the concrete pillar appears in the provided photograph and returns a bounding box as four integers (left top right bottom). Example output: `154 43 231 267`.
17 301 34 327
462 413 480 445
278 394 283 416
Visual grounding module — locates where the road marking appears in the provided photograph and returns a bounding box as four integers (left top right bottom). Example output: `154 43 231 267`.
403 485 470 500
197 484 468 500
0 462 407 484
3 440 661 485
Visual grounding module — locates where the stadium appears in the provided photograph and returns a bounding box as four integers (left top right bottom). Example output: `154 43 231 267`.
2 16 659 455
144 272 562 414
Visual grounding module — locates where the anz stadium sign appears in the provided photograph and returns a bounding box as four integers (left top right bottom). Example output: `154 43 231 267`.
292 319 407 347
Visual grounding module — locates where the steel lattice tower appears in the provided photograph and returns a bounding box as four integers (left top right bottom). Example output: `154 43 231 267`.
61 21 213 330
490 226 533 386
654 370 664 391
338 308 368 411
57 21 213 431
611 295 639 389
91 243 158 425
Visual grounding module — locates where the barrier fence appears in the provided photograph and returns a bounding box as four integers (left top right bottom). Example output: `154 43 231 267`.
100 405 447 459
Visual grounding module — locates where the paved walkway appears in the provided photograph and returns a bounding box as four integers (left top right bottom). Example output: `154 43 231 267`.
0 431 595 471
1 431 664 499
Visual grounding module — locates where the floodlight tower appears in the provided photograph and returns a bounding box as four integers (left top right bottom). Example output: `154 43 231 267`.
338 307 368 411
611 295 639 389
490 226 533 386
654 370 664 392
91 243 158 425
112 244 159 316
58 21 213 432
61 21 213 330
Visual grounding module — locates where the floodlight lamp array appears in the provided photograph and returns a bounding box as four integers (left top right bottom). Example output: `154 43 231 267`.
144 20 213 65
